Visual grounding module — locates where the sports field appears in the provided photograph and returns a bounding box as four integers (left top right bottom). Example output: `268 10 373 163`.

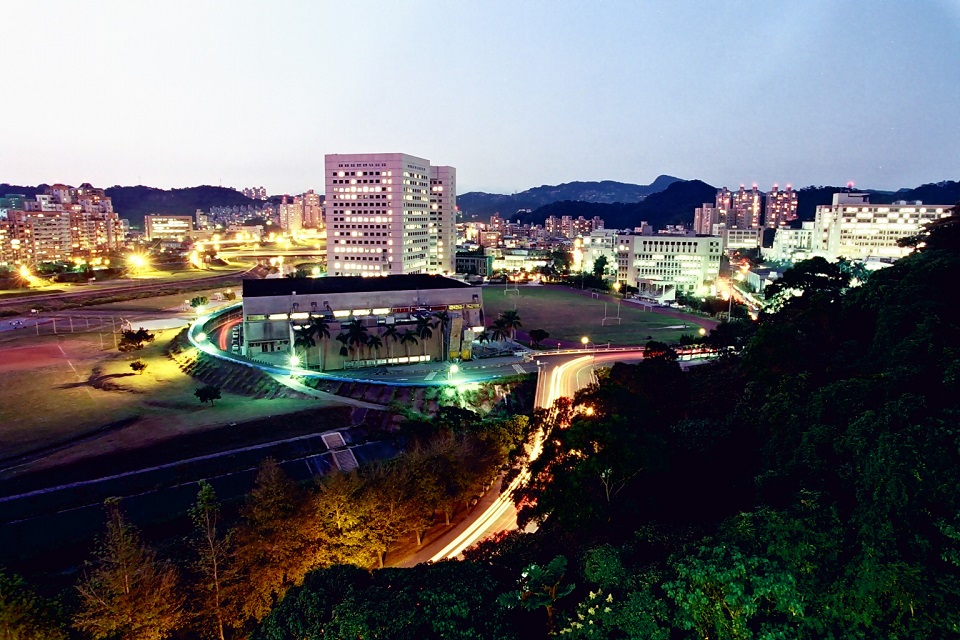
481 285 712 347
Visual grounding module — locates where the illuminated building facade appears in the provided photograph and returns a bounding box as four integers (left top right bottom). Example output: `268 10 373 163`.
764 185 798 228
616 233 721 299
145 215 193 241
814 193 952 260
325 153 456 277
241 274 482 368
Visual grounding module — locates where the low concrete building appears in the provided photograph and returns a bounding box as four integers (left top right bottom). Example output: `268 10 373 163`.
241 274 483 370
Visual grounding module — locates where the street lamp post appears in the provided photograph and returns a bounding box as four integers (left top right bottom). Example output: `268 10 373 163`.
581 336 589 350
448 363 459 381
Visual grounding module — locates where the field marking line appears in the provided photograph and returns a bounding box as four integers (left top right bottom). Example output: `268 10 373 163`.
58 344 95 400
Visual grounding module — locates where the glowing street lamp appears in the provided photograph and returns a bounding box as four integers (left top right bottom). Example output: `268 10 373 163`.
196 332 207 342
698 327 707 337
448 363 460 381
128 254 149 275
289 354 300 367
581 336 590 349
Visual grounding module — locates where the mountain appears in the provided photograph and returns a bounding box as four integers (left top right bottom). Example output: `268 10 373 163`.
104 185 258 228
458 175 681 220
516 179 717 230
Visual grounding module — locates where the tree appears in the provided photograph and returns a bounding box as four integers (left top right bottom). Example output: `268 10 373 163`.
399 329 419 358
366 334 383 361
498 555 575 633
592 254 609 278
415 316 438 357
345 321 369 361
529 328 550 348
335 332 349 363
307 316 331 370
227 460 313 630
190 296 209 310
383 324 400 359
189 481 229 640
500 309 522 340
292 325 316 367
130 359 148 375
310 470 375 567
74 499 184 640
195 385 222 406
118 328 154 352
0 569 68 640
433 310 451 361
489 318 510 343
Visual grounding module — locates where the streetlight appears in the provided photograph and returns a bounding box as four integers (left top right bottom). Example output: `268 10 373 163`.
289 354 300 367
196 332 207 342
698 327 707 337
448 363 459 381
581 336 590 350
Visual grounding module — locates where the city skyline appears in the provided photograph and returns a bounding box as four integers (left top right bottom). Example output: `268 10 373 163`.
1 1 958 195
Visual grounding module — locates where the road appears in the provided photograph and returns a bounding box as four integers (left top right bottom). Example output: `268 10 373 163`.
0 268 254 309
420 348 648 563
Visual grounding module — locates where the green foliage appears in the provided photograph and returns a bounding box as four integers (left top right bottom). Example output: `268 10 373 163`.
195 384 222 405
529 328 550 347
130 359 147 375
118 327 154 352
190 295 209 309
499 555 576 633
591 254 608 278
73 499 184 640
0 569 68 640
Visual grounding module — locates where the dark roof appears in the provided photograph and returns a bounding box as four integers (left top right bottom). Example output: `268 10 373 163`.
242 274 474 298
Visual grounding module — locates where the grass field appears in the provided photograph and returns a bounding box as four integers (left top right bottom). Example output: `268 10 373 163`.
0 329 325 473
481 285 710 346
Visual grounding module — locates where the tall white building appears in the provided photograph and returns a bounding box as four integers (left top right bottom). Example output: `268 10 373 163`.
814 193 952 260
429 165 456 274
325 153 455 277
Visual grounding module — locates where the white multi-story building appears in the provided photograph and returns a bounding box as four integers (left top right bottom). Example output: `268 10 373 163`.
814 193 952 260
581 228 619 275
616 234 722 299
325 153 455 277
278 196 303 232
765 222 816 262
429 165 456 274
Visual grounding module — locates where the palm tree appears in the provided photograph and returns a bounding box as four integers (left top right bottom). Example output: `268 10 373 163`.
400 329 419 359
477 329 490 345
433 310 451 361
500 309 522 341
346 322 369 362
367 335 383 362
335 332 349 365
310 316 331 370
490 318 509 343
383 324 400 359
415 316 438 358
292 325 316 367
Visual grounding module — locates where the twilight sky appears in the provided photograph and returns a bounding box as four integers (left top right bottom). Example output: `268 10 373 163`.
1 1 958 195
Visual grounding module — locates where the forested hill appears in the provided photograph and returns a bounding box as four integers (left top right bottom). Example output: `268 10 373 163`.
516 179 716 229
104 185 258 228
457 175 681 220
0 183 258 229
251 212 960 639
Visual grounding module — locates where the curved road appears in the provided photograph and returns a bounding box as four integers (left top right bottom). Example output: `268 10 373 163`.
422 348 648 562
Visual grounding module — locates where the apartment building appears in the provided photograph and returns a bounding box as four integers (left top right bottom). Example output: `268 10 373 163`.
764 185 798 228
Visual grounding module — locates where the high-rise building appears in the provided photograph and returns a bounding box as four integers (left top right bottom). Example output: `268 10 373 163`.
693 202 719 235
764 184 797 228
278 195 303 232
429 165 456 273
715 187 734 228
732 185 762 229
325 153 455 277
301 190 323 229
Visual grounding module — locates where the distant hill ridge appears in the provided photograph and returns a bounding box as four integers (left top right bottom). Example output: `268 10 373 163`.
457 175 681 219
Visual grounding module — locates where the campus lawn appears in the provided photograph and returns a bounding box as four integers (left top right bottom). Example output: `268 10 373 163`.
481 284 707 346
0 329 323 473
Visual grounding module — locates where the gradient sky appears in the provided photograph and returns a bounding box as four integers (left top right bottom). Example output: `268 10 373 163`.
1 1 958 195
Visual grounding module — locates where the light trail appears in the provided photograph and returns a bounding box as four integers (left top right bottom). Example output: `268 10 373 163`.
429 355 593 561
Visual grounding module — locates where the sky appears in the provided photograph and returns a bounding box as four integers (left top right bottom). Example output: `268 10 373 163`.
1 1 958 195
